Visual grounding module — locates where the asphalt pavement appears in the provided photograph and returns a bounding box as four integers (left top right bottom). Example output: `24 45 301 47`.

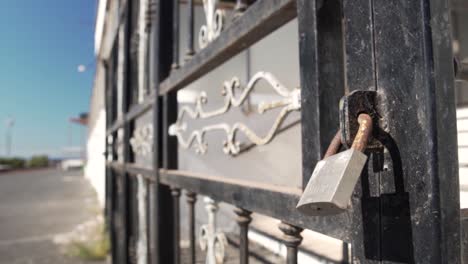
0 168 105 264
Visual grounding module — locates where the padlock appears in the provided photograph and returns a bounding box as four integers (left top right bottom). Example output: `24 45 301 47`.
296 113 373 216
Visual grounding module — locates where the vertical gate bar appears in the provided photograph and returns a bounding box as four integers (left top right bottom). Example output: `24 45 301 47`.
162 93 178 174
371 0 460 262
128 177 136 264
148 0 159 262
297 0 321 194
172 0 180 69
297 2 361 262
164 0 180 256
234 207 252 264
297 0 344 188
278 222 303 264
163 91 179 261
185 0 195 59
186 192 197 264
117 173 127 264
342 0 376 91
163 0 180 249
107 168 116 263
123 55 131 264
171 187 181 264
107 51 116 127
149 0 175 263
462 215 468 264
341 0 381 262
104 61 110 129
117 2 132 260
104 60 110 260
122 86 131 262
104 60 117 264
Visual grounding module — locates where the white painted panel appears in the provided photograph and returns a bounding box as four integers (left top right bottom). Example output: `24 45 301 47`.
458 132 468 146
457 108 468 118
460 167 468 185
458 147 468 165
461 192 468 209
457 118 468 131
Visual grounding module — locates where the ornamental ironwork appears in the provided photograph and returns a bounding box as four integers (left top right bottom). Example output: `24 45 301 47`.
130 124 153 156
199 0 225 49
199 197 227 264
168 71 301 155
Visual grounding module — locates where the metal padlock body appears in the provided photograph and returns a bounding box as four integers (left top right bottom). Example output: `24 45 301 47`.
296 148 368 215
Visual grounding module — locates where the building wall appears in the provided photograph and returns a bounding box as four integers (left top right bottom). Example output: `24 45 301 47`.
85 109 106 206
85 61 106 207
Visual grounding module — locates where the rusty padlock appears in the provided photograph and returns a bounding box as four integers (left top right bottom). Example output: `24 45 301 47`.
296 113 373 215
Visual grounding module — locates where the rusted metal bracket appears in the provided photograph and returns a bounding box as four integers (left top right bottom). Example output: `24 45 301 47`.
339 90 382 150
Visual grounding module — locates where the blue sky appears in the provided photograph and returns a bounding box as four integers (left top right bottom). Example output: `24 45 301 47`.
0 1 96 158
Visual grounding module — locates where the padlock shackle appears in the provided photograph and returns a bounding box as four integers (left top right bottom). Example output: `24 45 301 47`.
323 113 372 159
351 113 373 152
324 130 342 158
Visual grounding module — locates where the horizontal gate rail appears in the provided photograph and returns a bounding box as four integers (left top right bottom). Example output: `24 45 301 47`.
107 119 124 135
107 159 361 242
158 169 354 241
158 0 297 96
106 97 154 135
108 162 155 182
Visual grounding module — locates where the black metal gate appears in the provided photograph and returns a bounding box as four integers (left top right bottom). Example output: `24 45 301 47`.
104 0 461 263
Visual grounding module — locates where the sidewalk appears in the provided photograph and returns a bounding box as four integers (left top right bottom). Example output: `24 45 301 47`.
0 168 106 264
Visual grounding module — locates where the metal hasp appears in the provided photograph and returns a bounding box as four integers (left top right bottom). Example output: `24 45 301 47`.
297 113 373 215
340 90 381 150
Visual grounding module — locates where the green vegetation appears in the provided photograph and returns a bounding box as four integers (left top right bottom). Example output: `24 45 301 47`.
67 235 110 261
0 155 50 169
28 155 49 168
0 157 26 169
66 224 110 261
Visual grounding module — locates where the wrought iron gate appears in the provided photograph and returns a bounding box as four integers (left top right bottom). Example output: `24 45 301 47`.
104 0 461 263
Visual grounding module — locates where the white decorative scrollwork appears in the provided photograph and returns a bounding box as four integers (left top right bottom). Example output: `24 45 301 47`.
199 0 224 49
168 71 301 155
199 197 227 264
130 124 153 156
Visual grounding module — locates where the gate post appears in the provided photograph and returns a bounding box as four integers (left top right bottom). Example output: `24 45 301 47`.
298 0 460 262
373 0 459 262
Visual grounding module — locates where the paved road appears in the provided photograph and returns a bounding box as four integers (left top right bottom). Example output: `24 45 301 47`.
0 169 104 264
